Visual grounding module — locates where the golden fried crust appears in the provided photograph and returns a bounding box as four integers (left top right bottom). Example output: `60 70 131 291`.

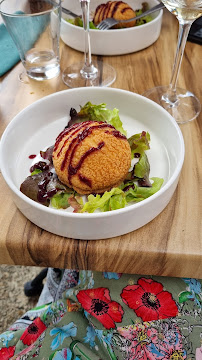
52 121 131 195
93 4 103 24
53 121 96 188
93 1 136 28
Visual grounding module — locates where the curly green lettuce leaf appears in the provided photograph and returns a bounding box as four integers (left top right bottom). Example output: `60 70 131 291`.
50 191 72 209
128 131 150 158
81 188 126 213
124 177 164 203
136 9 153 26
81 177 163 213
66 17 97 29
133 152 152 187
127 131 152 186
134 152 150 179
69 102 127 136
31 169 42 176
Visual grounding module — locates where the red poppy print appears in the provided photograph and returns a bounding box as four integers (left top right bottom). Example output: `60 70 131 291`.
0 346 15 360
20 317 47 345
121 278 178 322
76 287 124 329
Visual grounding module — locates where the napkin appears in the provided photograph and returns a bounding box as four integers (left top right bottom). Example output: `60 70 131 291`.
0 23 20 77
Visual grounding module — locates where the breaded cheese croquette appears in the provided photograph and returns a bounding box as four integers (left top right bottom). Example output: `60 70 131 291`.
52 121 131 195
93 1 136 29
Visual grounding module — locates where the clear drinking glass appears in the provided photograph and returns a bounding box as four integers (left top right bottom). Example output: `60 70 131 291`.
62 0 116 88
143 0 202 124
0 0 61 81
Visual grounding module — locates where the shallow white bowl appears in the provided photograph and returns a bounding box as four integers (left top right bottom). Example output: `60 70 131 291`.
0 88 184 240
61 0 163 55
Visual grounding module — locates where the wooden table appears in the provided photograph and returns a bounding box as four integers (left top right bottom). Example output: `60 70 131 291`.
0 10 201 278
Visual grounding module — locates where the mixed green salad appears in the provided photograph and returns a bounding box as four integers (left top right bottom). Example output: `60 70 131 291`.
20 102 163 213
66 3 153 29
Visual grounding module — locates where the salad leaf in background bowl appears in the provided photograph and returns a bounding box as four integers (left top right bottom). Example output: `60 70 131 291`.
66 17 97 29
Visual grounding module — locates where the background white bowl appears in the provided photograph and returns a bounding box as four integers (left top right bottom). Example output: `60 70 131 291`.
0 88 184 240
61 0 163 55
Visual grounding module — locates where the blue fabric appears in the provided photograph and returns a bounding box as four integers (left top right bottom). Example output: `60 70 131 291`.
0 22 20 76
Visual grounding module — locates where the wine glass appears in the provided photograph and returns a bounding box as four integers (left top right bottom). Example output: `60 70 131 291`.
62 0 116 88
143 0 202 124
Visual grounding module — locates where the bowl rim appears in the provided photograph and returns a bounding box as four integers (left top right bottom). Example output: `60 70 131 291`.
0 88 185 219
61 1 163 33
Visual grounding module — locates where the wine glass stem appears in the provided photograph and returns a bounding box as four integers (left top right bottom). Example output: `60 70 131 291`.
166 20 192 103
80 0 98 78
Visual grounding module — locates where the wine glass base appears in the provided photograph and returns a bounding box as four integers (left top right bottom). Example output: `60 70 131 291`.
62 61 116 88
143 86 201 124
18 71 29 84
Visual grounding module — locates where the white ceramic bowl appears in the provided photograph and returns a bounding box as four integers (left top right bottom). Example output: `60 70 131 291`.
0 88 184 240
61 0 163 55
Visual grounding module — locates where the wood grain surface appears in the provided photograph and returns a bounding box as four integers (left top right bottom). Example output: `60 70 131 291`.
0 10 201 278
